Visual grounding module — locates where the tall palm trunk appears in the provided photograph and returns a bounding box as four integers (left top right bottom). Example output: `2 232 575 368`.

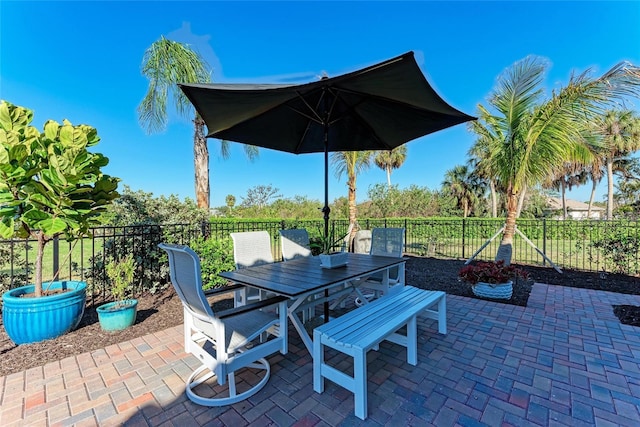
490 180 498 217
561 180 567 219
606 158 614 219
194 116 209 209
498 184 518 265
386 166 392 187
348 175 357 228
516 184 527 218
588 179 597 218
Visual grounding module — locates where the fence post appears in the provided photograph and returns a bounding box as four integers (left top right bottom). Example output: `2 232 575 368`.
200 221 210 239
404 219 407 253
543 219 547 266
462 218 466 259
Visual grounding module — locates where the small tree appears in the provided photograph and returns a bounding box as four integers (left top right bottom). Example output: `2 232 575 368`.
240 184 282 208
0 101 120 296
105 255 135 304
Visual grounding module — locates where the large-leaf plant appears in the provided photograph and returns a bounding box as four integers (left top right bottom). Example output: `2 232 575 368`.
0 101 120 297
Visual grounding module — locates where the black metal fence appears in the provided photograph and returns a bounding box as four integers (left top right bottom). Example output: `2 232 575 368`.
2 218 639 304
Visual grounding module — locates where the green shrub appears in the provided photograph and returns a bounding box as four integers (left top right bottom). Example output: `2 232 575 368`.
189 237 236 290
105 255 136 302
588 229 640 275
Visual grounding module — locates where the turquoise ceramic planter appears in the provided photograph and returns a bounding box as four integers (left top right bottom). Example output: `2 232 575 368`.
2 281 87 345
96 300 138 331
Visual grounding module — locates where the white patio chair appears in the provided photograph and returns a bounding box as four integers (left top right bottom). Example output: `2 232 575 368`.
353 229 372 254
158 243 288 406
279 228 329 319
355 227 405 305
279 229 312 261
231 231 275 305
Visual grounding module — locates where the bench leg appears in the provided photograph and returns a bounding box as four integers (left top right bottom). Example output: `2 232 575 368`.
354 350 367 420
313 330 324 393
407 315 417 365
438 295 447 334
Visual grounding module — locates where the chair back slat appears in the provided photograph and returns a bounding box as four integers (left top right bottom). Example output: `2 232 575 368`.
370 228 404 281
231 231 274 269
370 228 404 257
158 243 215 320
279 229 312 261
353 230 372 254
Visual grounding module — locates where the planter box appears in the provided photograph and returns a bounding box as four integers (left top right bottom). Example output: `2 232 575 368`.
472 281 513 299
319 252 348 269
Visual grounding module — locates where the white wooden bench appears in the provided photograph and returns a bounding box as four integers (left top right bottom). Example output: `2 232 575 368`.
312 285 446 420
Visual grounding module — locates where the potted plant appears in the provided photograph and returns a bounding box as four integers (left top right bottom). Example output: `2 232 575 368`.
310 228 349 268
0 101 120 344
458 260 529 300
97 255 138 331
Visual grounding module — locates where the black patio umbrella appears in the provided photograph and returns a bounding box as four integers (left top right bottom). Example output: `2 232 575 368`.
179 51 475 237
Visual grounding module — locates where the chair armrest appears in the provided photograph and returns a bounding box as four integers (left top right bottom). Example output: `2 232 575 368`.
203 283 245 297
217 295 288 319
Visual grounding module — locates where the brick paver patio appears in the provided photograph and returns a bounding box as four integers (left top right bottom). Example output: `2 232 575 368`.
1 282 639 426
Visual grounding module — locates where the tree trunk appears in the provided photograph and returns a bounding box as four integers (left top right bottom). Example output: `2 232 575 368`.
490 180 498 218
561 180 567 220
516 184 527 218
607 158 614 219
588 179 597 218
35 231 45 297
498 185 518 265
348 175 357 228
194 115 209 209
386 166 392 187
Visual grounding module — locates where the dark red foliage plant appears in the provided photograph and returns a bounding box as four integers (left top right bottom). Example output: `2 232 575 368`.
458 260 529 285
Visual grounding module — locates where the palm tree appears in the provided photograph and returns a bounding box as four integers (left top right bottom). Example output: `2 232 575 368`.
544 162 588 219
585 146 606 218
468 112 503 217
138 36 258 209
374 146 407 187
614 161 640 217
595 110 640 219
479 56 640 263
332 151 373 235
442 165 483 218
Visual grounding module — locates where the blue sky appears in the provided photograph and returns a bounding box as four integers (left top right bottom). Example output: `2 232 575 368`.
2 1 640 209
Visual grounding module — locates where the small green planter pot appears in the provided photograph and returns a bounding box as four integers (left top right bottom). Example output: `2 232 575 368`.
96 299 138 331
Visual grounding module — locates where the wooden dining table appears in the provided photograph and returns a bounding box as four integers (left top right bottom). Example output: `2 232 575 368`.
219 252 406 355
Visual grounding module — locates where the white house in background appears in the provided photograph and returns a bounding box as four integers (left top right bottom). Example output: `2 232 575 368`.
545 197 605 220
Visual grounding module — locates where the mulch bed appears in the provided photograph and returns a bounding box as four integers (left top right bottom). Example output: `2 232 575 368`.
1 255 639 377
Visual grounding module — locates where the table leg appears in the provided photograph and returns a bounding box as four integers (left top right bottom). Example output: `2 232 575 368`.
288 298 314 354
324 290 329 323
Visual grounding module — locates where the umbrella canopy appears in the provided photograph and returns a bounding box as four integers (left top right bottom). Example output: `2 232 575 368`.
179 51 475 235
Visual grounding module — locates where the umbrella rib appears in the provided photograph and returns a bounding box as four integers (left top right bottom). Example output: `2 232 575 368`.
291 89 324 123
326 87 393 150
288 87 335 153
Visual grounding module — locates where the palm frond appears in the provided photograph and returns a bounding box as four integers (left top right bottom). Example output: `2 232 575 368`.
138 36 210 134
491 56 547 139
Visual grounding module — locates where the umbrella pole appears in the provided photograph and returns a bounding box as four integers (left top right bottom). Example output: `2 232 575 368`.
322 122 331 323
322 127 330 239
